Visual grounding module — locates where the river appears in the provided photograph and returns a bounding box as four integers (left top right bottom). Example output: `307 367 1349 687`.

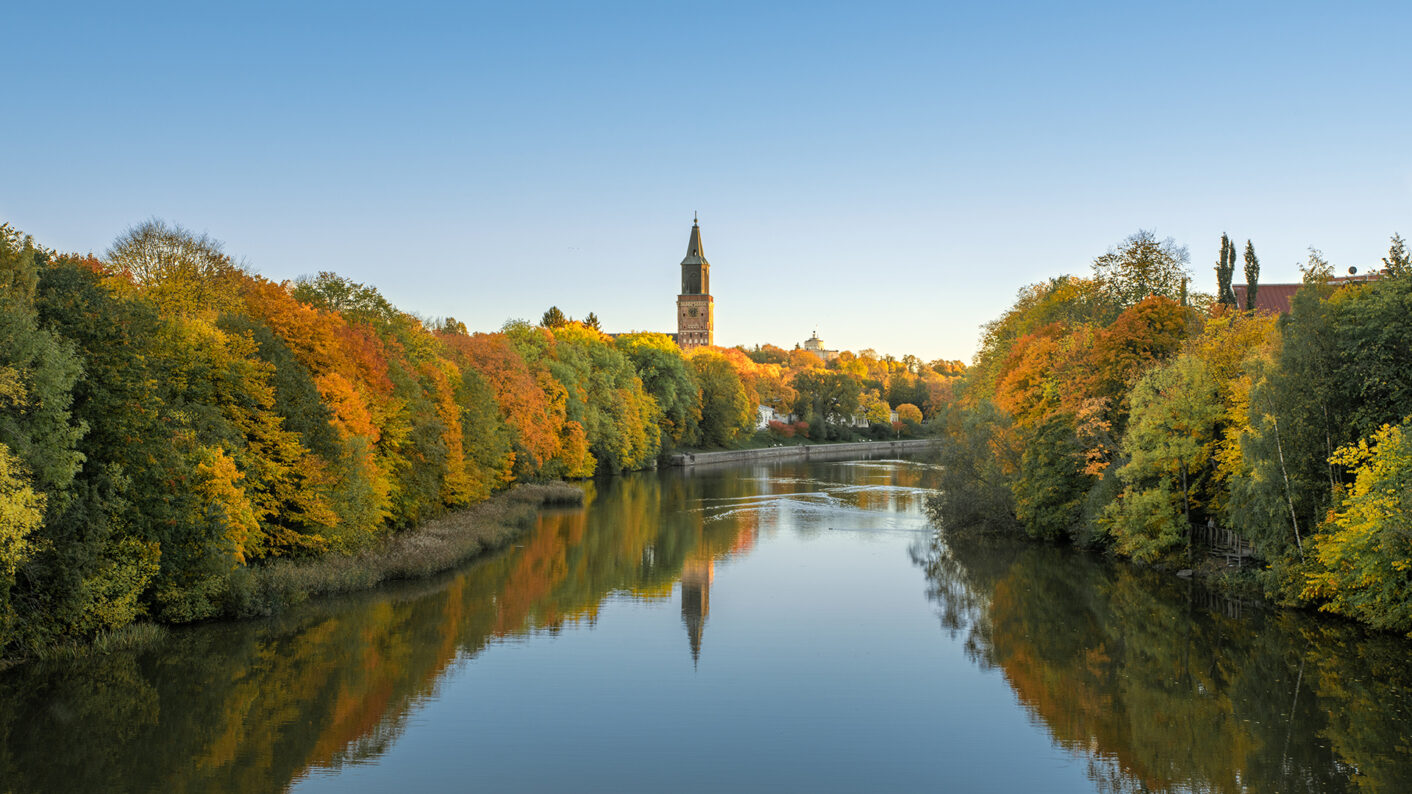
2 456 1410 792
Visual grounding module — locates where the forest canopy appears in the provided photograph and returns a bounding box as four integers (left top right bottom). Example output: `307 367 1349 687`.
0 220 952 655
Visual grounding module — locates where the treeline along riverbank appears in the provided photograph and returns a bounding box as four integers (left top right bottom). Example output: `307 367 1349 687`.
0 220 956 658
926 230 1412 636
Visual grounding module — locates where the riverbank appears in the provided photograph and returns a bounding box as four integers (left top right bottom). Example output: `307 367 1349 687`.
5 482 583 669
667 438 940 467
217 481 584 620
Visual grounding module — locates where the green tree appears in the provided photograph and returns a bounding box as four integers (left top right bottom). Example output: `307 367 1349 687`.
1300 247 1334 284
583 312 601 331
1237 273 1412 584
0 228 85 502
690 351 753 448
292 271 397 324
0 230 90 648
616 332 701 449
1092 230 1191 310
1102 355 1222 563
544 324 661 473
1383 233 1411 279
1216 233 1236 308
924 400 1020 536
28 255 171 639
1011 414 1090 541
1243 240 1260 310
791 369 862 439
540 306 568 328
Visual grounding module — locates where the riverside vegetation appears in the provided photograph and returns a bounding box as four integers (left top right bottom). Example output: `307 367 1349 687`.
926 230 1412 635
0 220 957 659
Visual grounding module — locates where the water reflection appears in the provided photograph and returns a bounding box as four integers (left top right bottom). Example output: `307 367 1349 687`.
0 458 935 793
914 534 1412 793
21 457 1397 794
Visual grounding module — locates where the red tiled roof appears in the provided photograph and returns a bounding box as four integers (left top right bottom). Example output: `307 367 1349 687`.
1233 283 1301 315
1233 274 1382 315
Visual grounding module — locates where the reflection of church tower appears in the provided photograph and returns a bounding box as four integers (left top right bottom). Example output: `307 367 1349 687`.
676 215 714 350
680 558 714 665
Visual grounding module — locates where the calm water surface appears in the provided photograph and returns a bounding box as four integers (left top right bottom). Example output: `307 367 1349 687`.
3 457 1412 792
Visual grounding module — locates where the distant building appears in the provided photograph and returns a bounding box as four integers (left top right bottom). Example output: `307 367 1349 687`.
676 216 714 350
801 331 838 362
1233 272 1383 315
756 405 797 429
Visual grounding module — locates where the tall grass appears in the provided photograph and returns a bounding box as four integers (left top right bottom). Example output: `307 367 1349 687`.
217 482 584 619
18 623 172 667
2 482 584 669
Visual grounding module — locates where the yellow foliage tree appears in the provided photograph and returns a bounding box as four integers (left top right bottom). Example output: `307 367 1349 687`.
1303 421 1412 633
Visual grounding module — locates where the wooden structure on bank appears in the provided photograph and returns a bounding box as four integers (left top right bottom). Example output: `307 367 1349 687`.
1193 523 1257 568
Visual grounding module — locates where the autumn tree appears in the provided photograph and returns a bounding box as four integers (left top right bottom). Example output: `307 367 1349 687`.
1302 420 1412 632
107 219 244 316
968 276 1114 403
859 390 892 426
0 442 44 592
895 403 923 425
1079 296 1189 427
743 344 789 365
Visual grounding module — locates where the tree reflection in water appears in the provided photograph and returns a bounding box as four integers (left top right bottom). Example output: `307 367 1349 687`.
16 458 1402 794
0 468 769 793
913 533 1412 793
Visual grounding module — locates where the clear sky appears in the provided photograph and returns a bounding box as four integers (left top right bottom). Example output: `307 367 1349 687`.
4 1 1410 361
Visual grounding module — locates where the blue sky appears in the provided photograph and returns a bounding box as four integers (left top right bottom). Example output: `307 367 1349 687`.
5 1 1410 360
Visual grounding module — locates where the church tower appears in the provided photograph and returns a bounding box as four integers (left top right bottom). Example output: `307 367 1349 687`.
680 557 713 666
676 215 713 350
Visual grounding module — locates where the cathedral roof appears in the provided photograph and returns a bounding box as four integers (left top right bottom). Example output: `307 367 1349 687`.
681 216 709 267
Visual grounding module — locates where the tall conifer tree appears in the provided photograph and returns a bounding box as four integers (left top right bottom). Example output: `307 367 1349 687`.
1216 234 1236 307
1243 240 1260 310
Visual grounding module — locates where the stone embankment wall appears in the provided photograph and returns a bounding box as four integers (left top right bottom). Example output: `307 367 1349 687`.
665 438 939 467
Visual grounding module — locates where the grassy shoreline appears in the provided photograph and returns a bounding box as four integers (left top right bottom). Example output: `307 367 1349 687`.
6 482 584 669
218 481 584 619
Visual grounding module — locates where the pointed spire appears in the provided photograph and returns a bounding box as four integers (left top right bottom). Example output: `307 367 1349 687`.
681 215 708 266
681 558 712 668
